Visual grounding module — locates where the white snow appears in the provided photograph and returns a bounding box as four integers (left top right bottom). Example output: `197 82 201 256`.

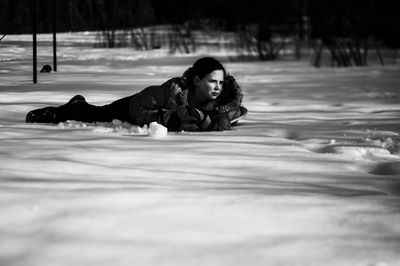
148 122 168 138
58 119 158 136
1 33 400 266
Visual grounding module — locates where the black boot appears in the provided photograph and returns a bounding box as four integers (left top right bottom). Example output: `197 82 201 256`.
26 106 59 123
26 95 87 124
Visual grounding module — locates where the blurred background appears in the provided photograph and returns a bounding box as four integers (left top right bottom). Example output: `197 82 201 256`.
1 0 399 66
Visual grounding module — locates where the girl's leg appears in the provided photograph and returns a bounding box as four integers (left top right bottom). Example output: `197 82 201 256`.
66 95 132 123
26 95 133 123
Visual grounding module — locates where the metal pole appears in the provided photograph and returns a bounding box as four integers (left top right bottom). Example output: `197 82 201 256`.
32 0 37 84
52 0 57 72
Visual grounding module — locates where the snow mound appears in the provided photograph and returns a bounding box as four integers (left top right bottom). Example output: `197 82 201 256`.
315 144 398 160
361 130 400 154
148 121 168 138
58 119 168 137
364 137 399 154
306 130 400 159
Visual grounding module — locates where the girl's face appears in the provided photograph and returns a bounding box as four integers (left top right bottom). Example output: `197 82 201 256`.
193 70 224 103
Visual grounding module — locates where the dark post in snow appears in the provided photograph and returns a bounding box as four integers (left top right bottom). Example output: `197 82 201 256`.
32 0 37 84
52 0 57 72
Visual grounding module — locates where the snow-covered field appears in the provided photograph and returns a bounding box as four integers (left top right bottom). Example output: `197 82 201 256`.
1 33 400 266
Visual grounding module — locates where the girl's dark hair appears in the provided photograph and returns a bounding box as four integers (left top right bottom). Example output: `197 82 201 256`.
181 57 226 89
192 57 226 79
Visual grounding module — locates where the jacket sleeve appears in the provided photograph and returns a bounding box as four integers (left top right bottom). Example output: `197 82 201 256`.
134 79 213 132
133 79 182 130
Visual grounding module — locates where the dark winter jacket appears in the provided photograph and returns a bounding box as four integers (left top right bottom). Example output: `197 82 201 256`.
128 70 244 131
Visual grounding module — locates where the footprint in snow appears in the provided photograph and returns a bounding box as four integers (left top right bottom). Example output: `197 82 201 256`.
369 162 400 176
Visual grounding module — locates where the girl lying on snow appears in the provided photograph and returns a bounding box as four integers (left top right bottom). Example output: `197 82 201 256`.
26 57 247 131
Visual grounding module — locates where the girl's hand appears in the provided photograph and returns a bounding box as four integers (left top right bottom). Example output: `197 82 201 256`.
176 105 203 131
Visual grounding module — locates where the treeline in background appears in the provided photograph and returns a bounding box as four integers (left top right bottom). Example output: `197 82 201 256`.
1 0 399 66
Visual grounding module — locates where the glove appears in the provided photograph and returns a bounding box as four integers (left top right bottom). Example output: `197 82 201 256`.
211 112 231 131
203 111 231 131
164 112 180 131
176 105 204 131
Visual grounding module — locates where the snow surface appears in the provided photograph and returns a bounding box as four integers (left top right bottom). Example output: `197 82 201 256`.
1 33 400 266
